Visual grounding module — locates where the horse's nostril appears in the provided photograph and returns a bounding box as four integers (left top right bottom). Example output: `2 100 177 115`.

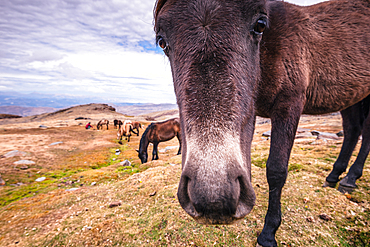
177 167 256 225
177 175 201 217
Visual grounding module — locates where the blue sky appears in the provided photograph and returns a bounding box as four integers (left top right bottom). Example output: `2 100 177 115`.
0 0 326 104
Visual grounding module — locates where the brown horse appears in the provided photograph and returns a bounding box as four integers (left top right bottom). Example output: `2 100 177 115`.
113 119 123 129
117 120 134 143
154 0 370 246
131 121 144 136
136 118 181 164
97 119 109 130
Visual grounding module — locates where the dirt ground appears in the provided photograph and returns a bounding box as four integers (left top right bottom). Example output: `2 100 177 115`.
0 111 369 246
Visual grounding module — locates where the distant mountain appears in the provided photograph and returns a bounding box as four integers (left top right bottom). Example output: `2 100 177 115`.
0 91 104 108
0 92 178 117
0 106 58 117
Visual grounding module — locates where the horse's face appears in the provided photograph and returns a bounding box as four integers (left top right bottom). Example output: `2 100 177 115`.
138 150 148 164
155 0 267 224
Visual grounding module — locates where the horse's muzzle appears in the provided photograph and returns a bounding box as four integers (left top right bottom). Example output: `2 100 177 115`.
177 167 256 224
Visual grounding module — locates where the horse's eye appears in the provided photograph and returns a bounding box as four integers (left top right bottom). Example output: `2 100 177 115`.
253 19 267 35
157 37 167 50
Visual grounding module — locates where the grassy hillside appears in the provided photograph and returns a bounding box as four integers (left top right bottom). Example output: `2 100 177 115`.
0 113 369 246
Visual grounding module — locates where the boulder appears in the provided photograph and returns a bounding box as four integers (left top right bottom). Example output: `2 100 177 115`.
14 160 35 165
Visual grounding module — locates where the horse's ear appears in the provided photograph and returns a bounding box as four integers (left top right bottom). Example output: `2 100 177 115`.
136 149 139 153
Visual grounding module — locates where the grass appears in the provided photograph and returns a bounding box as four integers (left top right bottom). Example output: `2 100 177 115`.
0 115 370 246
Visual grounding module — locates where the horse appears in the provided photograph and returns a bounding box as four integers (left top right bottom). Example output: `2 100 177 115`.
96 119 109 130
131 121 144 136
117 120 134 143
154 0 370 246
113 119 123 129
136 118 181 164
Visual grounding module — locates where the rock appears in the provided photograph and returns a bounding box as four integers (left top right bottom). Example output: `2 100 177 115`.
39 125 48 129
14 160 35 165
150 191 157 196
108 201 121 208
311 130 341 140
319 213 332 221
20 165 29 170
35 177 46 182
66 188 79 192
75 117 91 120
0 176 6 186
311 130 320 136
306 216 315 222
120 160 131 166
262 131 271 137
159 146 180 153
337 130 344 137
115 149 121 155
3 150 27 158
9 182 24 187
49 142 63 146
91 182 97 186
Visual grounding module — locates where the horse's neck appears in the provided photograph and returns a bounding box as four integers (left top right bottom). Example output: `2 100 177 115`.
139 129 151 152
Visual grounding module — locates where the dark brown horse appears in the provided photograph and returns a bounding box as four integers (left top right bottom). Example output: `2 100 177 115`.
113 119 123 129
97 119 109 130
154 0 370 246
136 118 181 164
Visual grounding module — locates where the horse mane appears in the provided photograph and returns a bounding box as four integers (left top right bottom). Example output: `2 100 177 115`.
139 123 154 150
154 0 168 28
141 123 154 138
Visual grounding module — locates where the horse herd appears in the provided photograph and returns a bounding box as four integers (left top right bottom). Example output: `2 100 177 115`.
95 118 182 164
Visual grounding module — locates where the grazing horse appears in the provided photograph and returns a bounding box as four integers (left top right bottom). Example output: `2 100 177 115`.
154 0 370 246
97 119 109 130
136 118 181 164
131 121 144 136
114 119 123 129
117 120 134 143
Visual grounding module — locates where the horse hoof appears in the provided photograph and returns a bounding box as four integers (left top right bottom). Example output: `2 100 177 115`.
338 184 356 194
322 180 337 188
338 177 357 194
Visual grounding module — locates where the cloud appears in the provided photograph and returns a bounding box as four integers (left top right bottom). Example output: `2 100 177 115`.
0 0 326 105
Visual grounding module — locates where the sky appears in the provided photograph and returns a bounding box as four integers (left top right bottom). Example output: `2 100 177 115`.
0 0 326 104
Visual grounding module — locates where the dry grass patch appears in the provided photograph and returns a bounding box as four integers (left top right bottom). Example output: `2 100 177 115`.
0 114 369 246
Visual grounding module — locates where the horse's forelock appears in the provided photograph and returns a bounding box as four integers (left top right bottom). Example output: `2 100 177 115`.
154 0 168 28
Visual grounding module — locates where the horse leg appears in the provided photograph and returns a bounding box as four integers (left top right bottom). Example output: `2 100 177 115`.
324 104 364 188
338 98 370 193
133 128 139 136
152 142 159 160
176 133 181 155
257 102 302 247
